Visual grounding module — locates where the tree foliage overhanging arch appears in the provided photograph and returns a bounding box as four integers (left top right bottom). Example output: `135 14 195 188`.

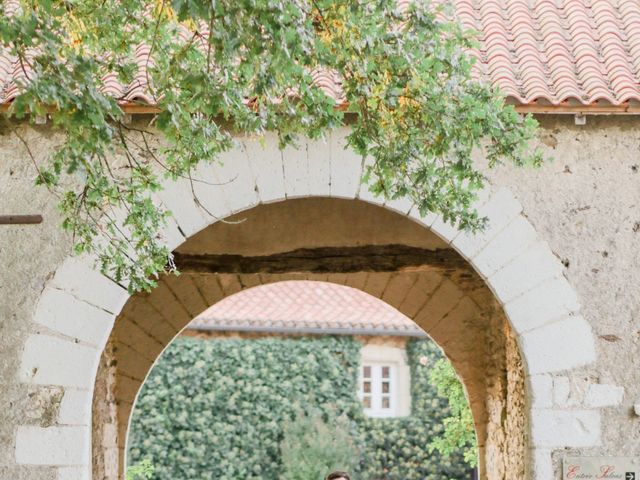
1 0 541 291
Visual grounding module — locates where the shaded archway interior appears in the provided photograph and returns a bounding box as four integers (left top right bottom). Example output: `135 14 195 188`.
92 198 526 480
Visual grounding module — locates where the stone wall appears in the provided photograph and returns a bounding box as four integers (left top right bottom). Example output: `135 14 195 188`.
0 116 637 479
483 306 526 480
97 196 524 479
0 126 73 480
91 341 118 480
488 116 640 471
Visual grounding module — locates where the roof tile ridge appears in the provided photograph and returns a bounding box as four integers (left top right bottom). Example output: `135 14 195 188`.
534 0 583 103
591 0 640 104
618 0 640 80
507 0 555 103
477 0 523 100
453 0 486 81
563 1 613 103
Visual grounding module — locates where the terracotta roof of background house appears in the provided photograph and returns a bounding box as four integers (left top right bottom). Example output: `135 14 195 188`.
189 281 425 337
3 1 640 112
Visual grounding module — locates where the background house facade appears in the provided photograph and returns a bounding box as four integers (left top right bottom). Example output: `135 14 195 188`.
127 281 472 479
184 281 423 418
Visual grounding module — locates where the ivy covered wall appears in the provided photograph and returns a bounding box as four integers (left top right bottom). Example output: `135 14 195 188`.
128 336 471 479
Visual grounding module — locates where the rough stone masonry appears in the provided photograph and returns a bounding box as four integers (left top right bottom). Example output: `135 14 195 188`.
0 116 639 479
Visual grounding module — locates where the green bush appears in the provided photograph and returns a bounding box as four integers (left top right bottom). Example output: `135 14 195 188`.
126 460 154 480
428 359 478 468
128 336 472 480
280 408 360 480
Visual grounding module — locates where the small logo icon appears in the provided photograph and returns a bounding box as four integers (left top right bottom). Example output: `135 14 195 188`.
626 472 636 480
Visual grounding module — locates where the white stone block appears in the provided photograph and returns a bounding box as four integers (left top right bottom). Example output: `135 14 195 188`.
242 133 286 203
531 448 554 480
452 187 523 259
51 257 129 315
306 137 331 196
553 376 571 407
58 389 92 426
104 448 119 477
157 177 209 237
473 186 493 209
520 316 596 375
189 161 233 221
214 145 259 213
407 207 437 229
384 195 414 215
329 129 362 199
585 384 625 408
57 466 90 480
429 216 461 243
505 276 581 334
20 335 99 389
33 288 115 348
489 242 564 304
357 156 381 204
102 424 118 448
282 143 310 198
528 374 553 408
472 216 538 278
530 409 601 447
15 426 90 466
156 212 186 251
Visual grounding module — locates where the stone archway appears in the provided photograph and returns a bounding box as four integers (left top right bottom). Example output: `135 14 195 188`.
95 197 525 479
16 128 598 480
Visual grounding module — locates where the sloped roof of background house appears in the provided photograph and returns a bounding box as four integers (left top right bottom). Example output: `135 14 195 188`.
3 0 640 110
190 280 425 337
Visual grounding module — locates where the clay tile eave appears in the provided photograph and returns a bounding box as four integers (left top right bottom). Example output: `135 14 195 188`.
4 0 640 111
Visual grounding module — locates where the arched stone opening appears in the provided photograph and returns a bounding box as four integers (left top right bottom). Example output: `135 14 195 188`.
17 128 598 480
93 198 526 480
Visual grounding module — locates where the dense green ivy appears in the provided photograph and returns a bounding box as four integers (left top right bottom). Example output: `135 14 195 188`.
128 336 472 480
1 0 541 292
359 340 470 480
128 337 362 480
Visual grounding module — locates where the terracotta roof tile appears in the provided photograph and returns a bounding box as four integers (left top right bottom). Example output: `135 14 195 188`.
3 1 640 108
190 280 423 336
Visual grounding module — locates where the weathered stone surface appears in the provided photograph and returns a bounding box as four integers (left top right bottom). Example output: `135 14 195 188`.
505 276 581 333
0 466 56 480
19 335 99 389
15 426 89 465
530 409 601 447
56 466 90 480
489 115 640 467
519 316 596 374
528 374 553 408
33 288 114 347
3 117 640 479
58 390 92 426
584 383 625 408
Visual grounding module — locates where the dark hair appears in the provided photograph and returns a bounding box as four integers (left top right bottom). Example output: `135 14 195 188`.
326 472 350 480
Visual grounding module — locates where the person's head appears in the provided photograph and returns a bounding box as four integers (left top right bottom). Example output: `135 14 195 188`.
326 472 350 480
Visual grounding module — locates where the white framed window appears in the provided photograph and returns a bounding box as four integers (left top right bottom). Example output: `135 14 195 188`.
359 363 398 418
359 343 411 418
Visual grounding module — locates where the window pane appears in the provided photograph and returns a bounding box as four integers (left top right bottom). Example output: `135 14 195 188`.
382 366 390 378
382 397 390 409
363 366 371 378
363 381 371 393
363 396 371 408
382 381 390 394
